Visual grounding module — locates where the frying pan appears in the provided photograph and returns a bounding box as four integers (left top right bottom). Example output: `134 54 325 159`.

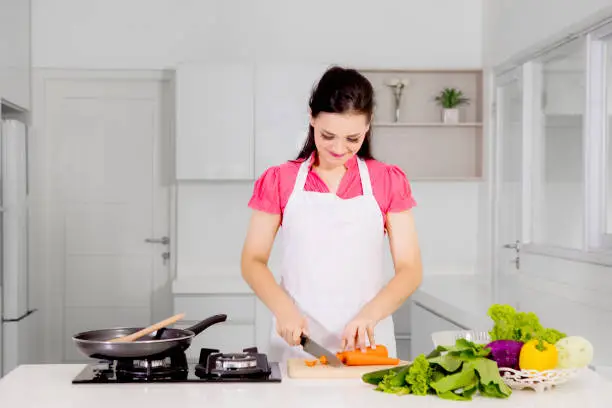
72 314 227 360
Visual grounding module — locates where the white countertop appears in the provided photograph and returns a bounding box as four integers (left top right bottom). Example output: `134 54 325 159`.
411 274 494 329
1 364 611 407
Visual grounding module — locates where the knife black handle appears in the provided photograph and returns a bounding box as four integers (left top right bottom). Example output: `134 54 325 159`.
299 334 308 346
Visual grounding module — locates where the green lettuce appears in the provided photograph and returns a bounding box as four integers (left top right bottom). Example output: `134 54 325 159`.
405 355 432 395
488 304 566 344
368 338 511 401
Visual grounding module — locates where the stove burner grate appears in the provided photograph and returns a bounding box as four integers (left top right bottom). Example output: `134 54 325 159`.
215 353 258 370
195 347 273 379
114 351 189 380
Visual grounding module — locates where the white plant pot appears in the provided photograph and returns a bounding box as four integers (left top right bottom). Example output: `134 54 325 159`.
442 108 459 124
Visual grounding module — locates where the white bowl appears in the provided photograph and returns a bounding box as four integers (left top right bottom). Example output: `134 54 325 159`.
431 330 491 348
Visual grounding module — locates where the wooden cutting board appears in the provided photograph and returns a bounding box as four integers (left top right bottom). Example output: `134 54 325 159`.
286 358 410 379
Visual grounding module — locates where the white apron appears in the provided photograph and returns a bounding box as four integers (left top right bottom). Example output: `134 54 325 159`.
268 155 397 363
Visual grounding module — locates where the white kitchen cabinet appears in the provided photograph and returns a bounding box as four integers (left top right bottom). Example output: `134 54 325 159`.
410 301 468 358
254 62 329 175
0 0 31 110
175 61 254 180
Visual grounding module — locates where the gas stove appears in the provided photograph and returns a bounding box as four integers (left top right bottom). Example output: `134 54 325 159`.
71 347 282 384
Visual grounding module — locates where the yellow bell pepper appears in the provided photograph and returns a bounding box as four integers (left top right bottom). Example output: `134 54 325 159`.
519 339 558 371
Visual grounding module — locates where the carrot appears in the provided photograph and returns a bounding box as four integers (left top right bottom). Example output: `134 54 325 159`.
336 344 389 362
341 353 400 366
305 344 393 367
363 345 388 356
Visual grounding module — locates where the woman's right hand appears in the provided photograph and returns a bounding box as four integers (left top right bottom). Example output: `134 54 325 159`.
275 307 308 346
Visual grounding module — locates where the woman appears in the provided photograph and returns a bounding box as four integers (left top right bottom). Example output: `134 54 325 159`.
240 66 422 362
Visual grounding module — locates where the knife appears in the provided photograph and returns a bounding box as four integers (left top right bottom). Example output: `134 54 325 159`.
300 334 344 367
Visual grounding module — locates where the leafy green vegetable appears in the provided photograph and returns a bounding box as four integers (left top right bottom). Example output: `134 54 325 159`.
364 338 511 401
374 355 433 395
472 357 513 398
488 304 518 341
430 361 480 401
488 304 567 344
405 355 432 396
361 347 444 386
441 338 491 360
374 371 411 395
428 353 462 373
540 327 566 344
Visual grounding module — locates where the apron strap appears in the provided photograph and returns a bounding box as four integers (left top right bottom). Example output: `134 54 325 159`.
356 158 373 196
294 157 311 191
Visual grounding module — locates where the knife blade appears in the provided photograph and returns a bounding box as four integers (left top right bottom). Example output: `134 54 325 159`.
300 334 344 367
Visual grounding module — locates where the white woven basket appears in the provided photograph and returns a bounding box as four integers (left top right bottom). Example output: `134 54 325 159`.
430 330 583 393
497 367 581 392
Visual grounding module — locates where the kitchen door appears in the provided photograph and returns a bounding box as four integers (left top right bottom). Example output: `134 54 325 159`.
37 73 173 362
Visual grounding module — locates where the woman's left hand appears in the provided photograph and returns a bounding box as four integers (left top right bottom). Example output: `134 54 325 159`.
341 316 376 352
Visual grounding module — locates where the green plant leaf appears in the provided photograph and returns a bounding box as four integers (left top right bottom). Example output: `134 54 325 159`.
435 87 470 108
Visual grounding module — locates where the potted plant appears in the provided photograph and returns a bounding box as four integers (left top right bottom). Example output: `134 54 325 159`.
434 87 469 124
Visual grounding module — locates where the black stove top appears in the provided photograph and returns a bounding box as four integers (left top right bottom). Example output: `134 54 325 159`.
72 347 282 384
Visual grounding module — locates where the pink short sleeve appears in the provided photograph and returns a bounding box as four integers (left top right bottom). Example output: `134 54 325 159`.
386 165 417 213
248 167 282 214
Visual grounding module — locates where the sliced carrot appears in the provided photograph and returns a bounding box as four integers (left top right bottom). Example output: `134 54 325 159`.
319 355 328 365
304 359 318 367
340 353 400 366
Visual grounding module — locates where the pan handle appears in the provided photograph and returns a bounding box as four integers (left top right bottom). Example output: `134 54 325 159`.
186 314 228 336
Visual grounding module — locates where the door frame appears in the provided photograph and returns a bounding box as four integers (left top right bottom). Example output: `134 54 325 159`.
31 68 177 363
491 66 526 303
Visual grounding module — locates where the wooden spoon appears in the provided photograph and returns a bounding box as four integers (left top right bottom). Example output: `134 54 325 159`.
109 313 186 343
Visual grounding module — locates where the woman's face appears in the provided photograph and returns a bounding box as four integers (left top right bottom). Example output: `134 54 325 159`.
310 111 370 168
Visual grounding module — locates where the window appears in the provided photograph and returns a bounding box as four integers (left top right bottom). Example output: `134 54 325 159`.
583 23 612 252
529 40 586 250
602 35 612 237
494 20 612 265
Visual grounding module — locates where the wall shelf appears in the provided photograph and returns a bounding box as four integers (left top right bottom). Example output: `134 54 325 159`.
361 68 484 181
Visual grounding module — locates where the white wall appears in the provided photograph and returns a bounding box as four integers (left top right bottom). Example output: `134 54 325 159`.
30 0 486 283
32 0 483 69
177 182 482 279
483 0 612 67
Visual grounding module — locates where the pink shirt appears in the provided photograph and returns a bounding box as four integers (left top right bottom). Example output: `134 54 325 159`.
248 154 417 226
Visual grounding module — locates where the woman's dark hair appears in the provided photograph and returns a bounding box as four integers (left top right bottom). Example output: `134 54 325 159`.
296 66 375 160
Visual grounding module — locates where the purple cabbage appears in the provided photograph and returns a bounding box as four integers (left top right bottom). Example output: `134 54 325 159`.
485 340 524 370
